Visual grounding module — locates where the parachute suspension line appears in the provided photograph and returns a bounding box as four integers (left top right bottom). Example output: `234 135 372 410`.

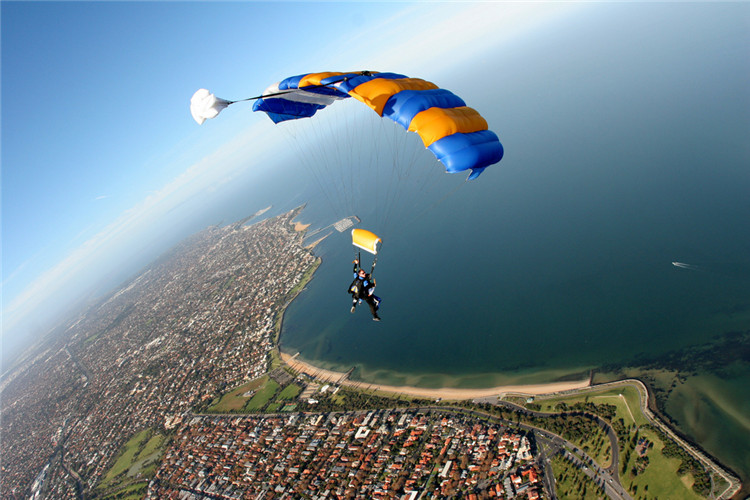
348 115 362 218
282 121 340 218
388 120 420 222
313 107 341 215
282 107 359 227
367 117 394 234
375 117 435 239
212 73 384 226
320 104 356 218
380 120 402 236
352 249 378 278
406 179 467 228
326 100 359 220
343 102 365 219
370 246 383 279
321 99 367 221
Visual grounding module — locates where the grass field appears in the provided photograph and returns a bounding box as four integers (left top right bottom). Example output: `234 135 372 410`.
97 428 168 495
534 384 647 428
579 426 612 470
529 382 707 499
278 383 302 400
620 426 705 500
245 379 280 411
550 454 606 500
98 482 146 500
206 377 303 414
266 402 282 413
208 376 268 413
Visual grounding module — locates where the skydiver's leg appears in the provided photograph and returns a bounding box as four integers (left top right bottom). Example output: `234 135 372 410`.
365 296 380 320
351 296 357 313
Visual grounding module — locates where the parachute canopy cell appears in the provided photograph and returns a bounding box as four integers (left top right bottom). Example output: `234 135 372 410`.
352 228 382 255
252 72 503 179
192 71 503 179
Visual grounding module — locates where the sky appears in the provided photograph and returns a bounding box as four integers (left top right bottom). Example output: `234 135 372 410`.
1 1 579 366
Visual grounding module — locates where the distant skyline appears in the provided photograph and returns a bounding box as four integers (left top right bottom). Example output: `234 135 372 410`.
1 2 576 363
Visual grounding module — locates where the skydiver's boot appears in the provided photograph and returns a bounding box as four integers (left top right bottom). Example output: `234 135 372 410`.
351 306 356 313
372 315 381 322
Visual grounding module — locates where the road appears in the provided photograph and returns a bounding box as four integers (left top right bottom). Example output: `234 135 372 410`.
479 378 743 500
451 401 628 500
591 380 742 500
520 418 631 500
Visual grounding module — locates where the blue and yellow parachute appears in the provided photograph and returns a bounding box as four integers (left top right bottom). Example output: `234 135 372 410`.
192 71 503 179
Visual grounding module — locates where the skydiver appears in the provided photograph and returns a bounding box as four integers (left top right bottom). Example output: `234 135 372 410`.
348 259 381 321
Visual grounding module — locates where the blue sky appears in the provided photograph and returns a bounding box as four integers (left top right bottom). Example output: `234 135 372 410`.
1 1 577 362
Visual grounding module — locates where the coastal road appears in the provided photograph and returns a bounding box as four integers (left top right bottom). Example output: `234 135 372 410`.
473 397 629 500
532 427 631 500
590 380 742 500
533 432 560 500
482 380 743 500
489 399 621 482
283 357 741 499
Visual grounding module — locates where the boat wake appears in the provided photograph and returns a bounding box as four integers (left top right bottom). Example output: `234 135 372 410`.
672 261 750 281
672 261 698 270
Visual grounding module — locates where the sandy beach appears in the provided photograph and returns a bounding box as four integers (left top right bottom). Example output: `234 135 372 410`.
280 352 590 400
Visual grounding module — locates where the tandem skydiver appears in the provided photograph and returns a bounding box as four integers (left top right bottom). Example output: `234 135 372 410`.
348 259 381 321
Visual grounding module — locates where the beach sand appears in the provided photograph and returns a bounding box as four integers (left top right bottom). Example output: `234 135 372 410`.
281 352 590 400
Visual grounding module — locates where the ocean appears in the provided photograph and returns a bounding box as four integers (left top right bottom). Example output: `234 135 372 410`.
176 3 750 481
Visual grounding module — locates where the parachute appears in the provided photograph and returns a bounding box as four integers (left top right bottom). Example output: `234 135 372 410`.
351 228 382 255
191 71 503 180
190 89 231 125
351 229 381 290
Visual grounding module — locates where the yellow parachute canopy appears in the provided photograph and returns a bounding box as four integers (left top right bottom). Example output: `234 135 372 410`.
351 228 382 255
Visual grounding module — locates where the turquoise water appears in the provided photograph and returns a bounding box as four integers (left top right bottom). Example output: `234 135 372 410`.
665 367 750 485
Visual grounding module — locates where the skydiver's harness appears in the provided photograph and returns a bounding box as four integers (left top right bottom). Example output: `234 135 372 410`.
348 251 377 299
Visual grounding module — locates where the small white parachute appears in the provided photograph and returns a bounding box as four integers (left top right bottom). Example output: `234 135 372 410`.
190 89 231 125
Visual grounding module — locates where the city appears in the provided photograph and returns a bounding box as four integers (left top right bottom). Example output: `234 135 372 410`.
149 409 543 499
1 207 317 498
0 207 741 500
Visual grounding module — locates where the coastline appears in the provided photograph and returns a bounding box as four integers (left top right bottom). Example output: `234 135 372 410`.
280 352 590 400
279 352 742 497
277 210 743 496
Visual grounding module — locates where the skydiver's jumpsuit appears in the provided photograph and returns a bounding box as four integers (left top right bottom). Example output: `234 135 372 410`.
349 262 381 320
